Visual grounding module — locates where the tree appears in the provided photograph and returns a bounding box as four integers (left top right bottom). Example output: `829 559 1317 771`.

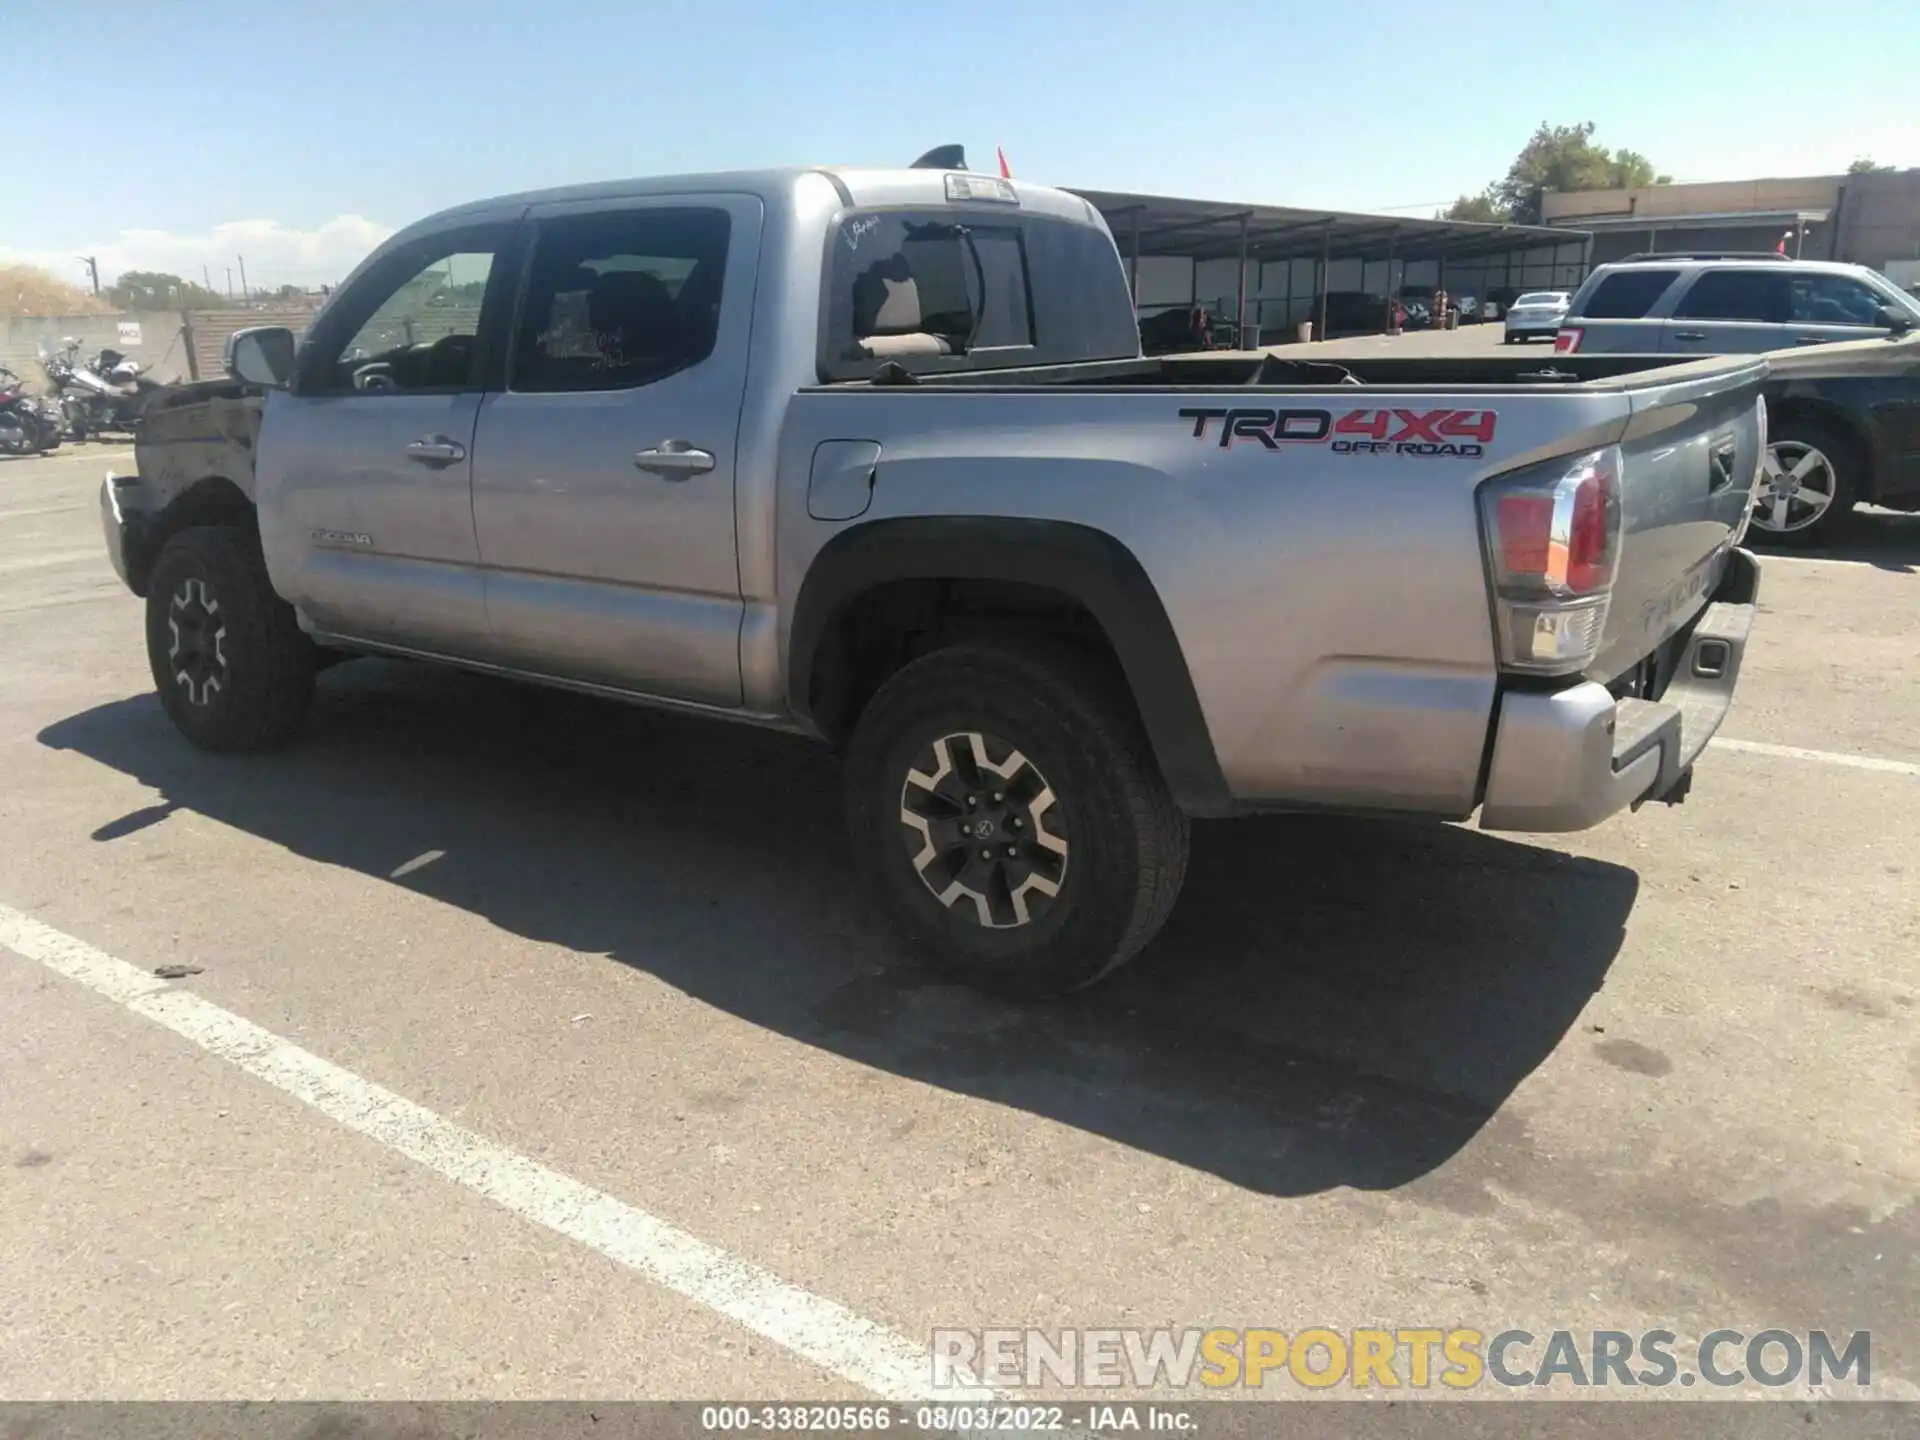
1449 123 1672 226
1848 157 1894 174
1442 192 1503 223
107 270 227 310
2 264 110 318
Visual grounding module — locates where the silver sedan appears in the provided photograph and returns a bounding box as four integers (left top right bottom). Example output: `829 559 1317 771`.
1504 291 1571 343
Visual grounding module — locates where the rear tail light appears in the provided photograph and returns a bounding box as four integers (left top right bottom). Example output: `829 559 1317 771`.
1554 328 1583 353
1478 446 1623 674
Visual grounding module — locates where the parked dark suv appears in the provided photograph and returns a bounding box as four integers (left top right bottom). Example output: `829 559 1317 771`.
1556 255 1920 544
1555 255 1920 357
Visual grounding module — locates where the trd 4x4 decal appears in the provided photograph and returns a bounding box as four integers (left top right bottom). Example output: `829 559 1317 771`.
1178 406 1496 458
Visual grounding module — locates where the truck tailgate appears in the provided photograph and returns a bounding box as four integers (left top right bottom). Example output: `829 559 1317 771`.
1591 356 1767 681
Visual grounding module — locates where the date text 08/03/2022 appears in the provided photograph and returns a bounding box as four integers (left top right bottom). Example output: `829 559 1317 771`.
697 1404 1195 1432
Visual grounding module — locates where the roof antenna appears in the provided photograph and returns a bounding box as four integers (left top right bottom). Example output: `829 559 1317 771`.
911 144 967 171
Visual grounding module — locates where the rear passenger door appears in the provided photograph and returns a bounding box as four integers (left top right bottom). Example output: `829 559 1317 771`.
1661 268 1791 353
1787 272 1897 346
470 195 762 705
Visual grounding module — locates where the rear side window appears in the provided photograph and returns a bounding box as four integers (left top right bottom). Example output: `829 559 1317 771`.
512 207 730 393
1580 269 1680 319
1674 270 1791 323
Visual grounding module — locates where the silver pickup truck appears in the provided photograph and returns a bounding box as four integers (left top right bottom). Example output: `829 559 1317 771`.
102 161 1767 997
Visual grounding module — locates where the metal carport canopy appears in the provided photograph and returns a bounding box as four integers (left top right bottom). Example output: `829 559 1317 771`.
1066 187 1588 261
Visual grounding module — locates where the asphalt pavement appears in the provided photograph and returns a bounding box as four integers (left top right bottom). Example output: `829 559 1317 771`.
0 435 1914 1409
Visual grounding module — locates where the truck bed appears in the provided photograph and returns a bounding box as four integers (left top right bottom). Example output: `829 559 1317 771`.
827 348 1741 392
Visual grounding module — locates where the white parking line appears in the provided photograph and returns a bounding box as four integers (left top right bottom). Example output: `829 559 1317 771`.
0 902 988 1404
1716 737 1920 777
14 448 135 464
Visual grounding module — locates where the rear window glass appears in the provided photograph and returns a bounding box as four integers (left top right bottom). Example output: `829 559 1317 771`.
1515 292 1566 306
832 215 1033 361
1674 269 1791 324
1581 270 1679 319
820 208 1138 379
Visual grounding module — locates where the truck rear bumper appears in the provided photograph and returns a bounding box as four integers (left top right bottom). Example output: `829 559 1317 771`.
1478 547 1760 833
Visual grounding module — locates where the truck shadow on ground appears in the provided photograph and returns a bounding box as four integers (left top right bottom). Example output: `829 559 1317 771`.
40 660 1639 1198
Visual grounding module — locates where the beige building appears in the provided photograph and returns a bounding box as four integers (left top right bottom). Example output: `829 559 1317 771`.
1543 170 1920 284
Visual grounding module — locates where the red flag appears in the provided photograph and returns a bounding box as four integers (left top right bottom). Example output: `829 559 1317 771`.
997 147 1012 179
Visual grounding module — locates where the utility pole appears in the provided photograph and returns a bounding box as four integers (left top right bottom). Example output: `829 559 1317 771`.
237 255 249 300
78 256 100 296
203 264 213 292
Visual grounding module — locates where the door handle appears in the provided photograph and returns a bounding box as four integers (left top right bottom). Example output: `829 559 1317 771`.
1792 335 1828 345
404 436 466 464
634 440 716 479
1709 442 1737 493
1670 330 1706 342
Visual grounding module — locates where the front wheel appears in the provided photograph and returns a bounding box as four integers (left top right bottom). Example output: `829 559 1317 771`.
145 526 315 751
1748 420 1858 548
845 643 1190 999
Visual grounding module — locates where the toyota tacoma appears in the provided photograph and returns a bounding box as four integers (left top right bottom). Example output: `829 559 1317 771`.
102 156 1767 996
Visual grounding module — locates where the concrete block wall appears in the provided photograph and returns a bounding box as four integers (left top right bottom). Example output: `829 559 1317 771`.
1835 170 1920 271
0 312 196 389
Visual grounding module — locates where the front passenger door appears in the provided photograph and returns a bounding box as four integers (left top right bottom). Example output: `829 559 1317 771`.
258 219 516 655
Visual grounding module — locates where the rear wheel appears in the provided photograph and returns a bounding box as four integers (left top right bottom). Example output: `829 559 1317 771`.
145 526 315 751
1749 419 1857 548
845 642 1190 999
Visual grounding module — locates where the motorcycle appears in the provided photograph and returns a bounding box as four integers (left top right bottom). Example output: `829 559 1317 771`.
0 366 62 455
38 336 158 441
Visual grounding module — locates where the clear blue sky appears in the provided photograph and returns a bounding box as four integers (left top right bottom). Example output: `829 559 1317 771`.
3 0 1915 290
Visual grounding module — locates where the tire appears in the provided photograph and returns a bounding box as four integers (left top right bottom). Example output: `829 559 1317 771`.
845 642 1191 999
145 525 315 751
1748 417 1858 548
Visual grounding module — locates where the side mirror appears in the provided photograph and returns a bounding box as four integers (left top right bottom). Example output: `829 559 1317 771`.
225 326 295 387
1877 305 1915 336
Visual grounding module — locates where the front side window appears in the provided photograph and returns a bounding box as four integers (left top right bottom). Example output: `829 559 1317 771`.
511 208 731 393
305 230 502 394
1791 273 1892 326
1674 270 1791 323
